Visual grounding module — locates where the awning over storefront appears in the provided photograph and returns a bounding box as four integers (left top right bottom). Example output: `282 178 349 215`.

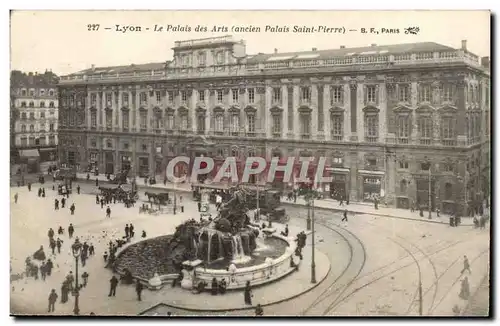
358 169 385 176
19 149 40 158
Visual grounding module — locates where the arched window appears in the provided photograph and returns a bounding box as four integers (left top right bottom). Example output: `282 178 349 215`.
21 101 26 108
40 101 45 108
400 180 408 193
21 124 26 132
49 101 55 108
29 124 35 132
29 101 34 108
231 148 239 158
215 114 224 132
445 183 453 200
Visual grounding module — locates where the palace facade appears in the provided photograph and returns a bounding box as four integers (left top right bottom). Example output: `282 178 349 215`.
57 36 490 212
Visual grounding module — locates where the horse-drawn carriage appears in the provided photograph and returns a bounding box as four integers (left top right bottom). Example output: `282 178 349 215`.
99 184 138 202
110 169 130 184
144 192 171 205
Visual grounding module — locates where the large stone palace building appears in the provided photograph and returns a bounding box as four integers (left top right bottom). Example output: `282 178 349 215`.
11 70 59 173
58 35 490 212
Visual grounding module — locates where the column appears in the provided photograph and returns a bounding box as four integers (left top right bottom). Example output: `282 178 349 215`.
311 84 318 139
378 83 387 143
282 85 289 139
86 92 92 128
410 82 418 143
293 84 300 140
265 86 272 138
204 90 210 135
128 91 132 130
349 81 358 141
356 83 364 141
135 90 140 131
146 90 152 133
343 84 351 141
323 85 331 140
191 90 197 133
456 80 467 146
100 92 105 128
118 91 123 130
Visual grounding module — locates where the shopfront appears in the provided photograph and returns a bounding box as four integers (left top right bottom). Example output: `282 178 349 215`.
138 157 149 177
329 168 349 200
104 151 114 175
359 170 384 202
121 155 132 172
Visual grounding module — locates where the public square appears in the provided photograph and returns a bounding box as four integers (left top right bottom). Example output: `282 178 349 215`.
10 179 490 316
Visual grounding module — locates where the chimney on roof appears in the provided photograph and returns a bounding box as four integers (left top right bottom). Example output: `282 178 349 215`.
312 47 317 51
91 64 96 71
274 48 278 54
461 40 467 51
481 56 490 69
340 45 345 49
371 43 377 47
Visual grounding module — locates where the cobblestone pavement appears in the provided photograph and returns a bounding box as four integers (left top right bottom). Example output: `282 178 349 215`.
10 182 490 316
462 273 490 316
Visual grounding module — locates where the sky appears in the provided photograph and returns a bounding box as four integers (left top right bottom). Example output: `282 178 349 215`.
10 10 491 76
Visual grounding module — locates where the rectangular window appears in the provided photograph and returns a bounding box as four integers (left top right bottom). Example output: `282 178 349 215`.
215 115 224 132
418 116 432 145
441 84 454 102
199 90 205 102
166 115 174 130
49 123 54 131
273 115 282 134
273 88 281 103
181 115 188 130
181 91 187 103
139 111 147 129
140 92 147 105
248 88 255 103
365 114 378 141
156 91 161 104
301 87 310 101
91 94 97 105
122 112 129 129
247 115 255 132
90 113 96 127
398 84 410 102
106 93 112 105
331 115 343 138
48 135 55 145
197 116 205 132
441 117 456 145
232 89 239 103
396 115 410 144
418 85 431 102
167 91 174 104
331 86 343 104
40 112 45 119
366 86 377 103
217 90 223 103
231 114 240 132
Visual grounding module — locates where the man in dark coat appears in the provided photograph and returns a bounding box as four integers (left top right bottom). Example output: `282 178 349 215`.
82 272 89 287
129 224 135 238
76 185 80 194
61 197 66 208
106 206 111 218
48 289 58 312
96 194 100 204
58 226 64 235
244 281 252 305
60 281 69 303
341 209 348 222
68 224 74 238
48 228 55 240
54 199 59 210
89 243 95 256
125 224 130 238
45 259 53 276
109 275 119 297
28 183 32 191
40 262 47 281
49 238 56 255
136 279 143 301
56 238 63 254
70 203 75 215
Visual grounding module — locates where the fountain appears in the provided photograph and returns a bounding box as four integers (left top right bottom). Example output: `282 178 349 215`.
113 186 299 291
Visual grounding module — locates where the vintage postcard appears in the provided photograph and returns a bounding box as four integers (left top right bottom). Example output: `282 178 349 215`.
9 10 491 317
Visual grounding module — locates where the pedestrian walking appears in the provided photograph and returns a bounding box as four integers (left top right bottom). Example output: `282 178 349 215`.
14 193 18 204
48 289 58 312
76 185 80 194
125 224 130 238
61 197 66 208
244 281 253 305
82 272 89 287
129 224 135 238
341 209 348 222
136 279 143 301
70 203 75 215
255 304 264 316
106 206 111 218
108 275 118 297
56 238 63 254
461 255 471 274
89 243 95 256
68 224 74 238
54 199 59 210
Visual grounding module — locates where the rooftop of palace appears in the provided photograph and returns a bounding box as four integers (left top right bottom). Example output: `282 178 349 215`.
60 38 489 84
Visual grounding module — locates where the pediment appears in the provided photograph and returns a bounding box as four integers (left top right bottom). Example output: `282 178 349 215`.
213 105 225 113
298 105 311 113
362 105 379 113
89 106 97 112
121 106 130 111
244 105 257 113
438 105 457 113
178 106 188 114
165 106 175 114
416 104 435 113
196 106 207 113
139 106 147 112
104 107 113 112
270 105 283 114
228 105 240 113
330 106 344 114
393 105 412 114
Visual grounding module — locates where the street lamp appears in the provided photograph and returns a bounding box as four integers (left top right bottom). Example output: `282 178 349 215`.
71 238 82 315
302 185 317 284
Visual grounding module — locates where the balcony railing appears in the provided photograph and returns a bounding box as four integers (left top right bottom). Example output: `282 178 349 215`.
272 132 281 138
60 50 483 84
397 137 409 144
301 133 310 140
442 139 457 146
330 135 343 141
365 136 378 143
419 138 432 145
